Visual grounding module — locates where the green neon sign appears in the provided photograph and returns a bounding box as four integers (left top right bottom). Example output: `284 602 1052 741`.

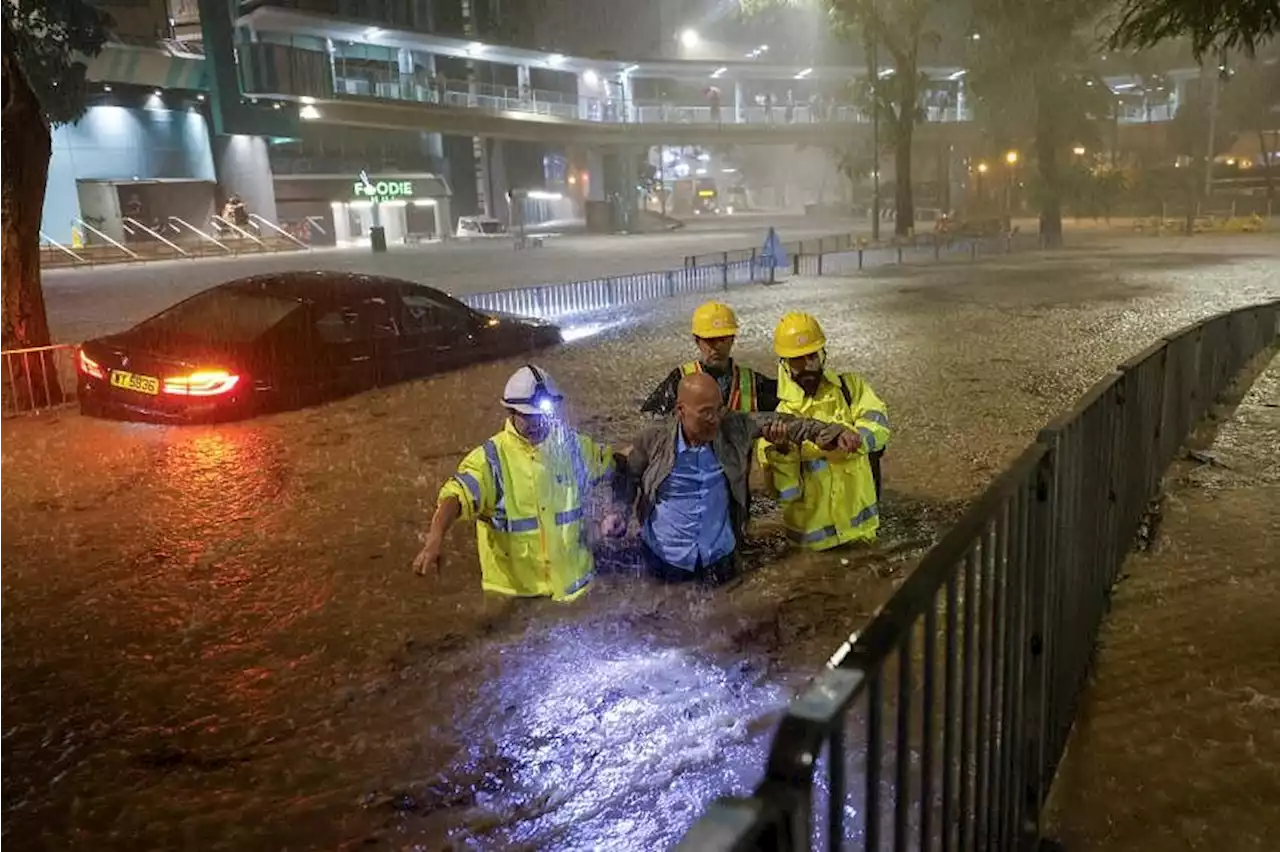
353 179 415 203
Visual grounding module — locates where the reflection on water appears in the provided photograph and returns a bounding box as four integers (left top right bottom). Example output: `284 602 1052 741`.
444 624 787 850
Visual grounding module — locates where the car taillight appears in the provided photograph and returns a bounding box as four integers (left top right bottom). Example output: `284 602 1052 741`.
77 348 105 379
162 370 240 397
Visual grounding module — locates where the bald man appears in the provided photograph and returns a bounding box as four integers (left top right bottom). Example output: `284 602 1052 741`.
620 372 860 583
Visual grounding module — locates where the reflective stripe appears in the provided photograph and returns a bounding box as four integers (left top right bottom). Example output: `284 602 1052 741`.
483 440 507 525
555 506 584 525
857 427 878 453
681 361 701 376
790 524 839 544
453 472 482 508
851 503 880 527
778 486 801 502
802 459 829 473
788 504 878 543
563 570 594 597
735 365 757 412
488 516 539 533
862 410 889 427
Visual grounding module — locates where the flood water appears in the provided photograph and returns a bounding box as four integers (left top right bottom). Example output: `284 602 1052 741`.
4 236 1278 850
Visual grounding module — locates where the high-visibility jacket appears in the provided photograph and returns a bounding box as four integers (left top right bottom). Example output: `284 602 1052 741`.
680 361 759 412
438 419 615 600
759 368 890 550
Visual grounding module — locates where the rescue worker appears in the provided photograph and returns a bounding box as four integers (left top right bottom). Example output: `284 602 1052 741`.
641 301 779 416
412 365 625 600
759 312 890 550
622 372 859 584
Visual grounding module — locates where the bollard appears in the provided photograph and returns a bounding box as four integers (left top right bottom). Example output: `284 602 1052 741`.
934 238 941 260
970 241 977 260
858 249 864 270
897 246 903 264
722 252 730 289
817 253 824 276
793 252 800 276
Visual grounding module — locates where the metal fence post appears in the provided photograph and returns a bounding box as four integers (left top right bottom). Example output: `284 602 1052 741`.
817 252 824 276
792 250 800 276
1020 445 1058 848
722 251 730 289
858 249 863 271
897 246 903 264
666 270 675 298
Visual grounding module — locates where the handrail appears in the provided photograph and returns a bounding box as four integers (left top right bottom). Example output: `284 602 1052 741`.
676 298 1280 851
73 217 140 259
123 216 189 256
168 216 231 253
39 231 86 263
249 213 311 250
211 214 267 247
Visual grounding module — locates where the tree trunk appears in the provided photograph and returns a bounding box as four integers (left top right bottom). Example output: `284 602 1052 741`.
2 44 63 411
1033 73 1063 248
893 115 915 237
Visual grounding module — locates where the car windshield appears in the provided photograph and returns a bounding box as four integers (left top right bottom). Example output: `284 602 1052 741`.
136 287 301 343
479 220 504 234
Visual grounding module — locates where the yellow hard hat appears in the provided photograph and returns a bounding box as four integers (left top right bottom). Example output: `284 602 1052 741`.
691 301 739 338
773 311 826 358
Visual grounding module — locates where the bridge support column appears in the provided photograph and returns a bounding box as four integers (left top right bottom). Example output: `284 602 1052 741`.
602 146 643 233
517 63 531 102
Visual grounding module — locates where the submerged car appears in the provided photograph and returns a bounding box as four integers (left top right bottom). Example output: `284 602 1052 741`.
76 271 560 423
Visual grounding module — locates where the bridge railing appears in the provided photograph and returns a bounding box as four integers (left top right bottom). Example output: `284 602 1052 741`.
674 299 1280 852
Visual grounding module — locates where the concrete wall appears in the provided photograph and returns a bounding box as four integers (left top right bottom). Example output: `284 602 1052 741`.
75 183 125 243
41 104 217 242
213 134 278 223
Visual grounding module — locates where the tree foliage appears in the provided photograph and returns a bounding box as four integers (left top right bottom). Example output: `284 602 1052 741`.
3 0 113 126
1110 0 1280 60
966 0 1113 244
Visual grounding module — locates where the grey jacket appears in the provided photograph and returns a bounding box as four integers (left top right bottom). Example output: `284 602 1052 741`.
621 412 847 540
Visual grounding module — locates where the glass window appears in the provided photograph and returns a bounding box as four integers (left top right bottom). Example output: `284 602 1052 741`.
314 297 399 344
136 289 300 343
399 291 470 335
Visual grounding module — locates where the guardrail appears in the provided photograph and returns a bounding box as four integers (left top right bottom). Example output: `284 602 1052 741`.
1 344 76 417
675 299 1280 852
464 231 1040 321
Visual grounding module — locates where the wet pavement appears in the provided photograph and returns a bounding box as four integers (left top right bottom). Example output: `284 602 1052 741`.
4 235 1279 850
1044 353 1280 852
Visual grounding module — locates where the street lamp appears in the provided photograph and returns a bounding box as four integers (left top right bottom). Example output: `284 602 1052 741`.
1005 150 1019 165
977 162 989 173
679 28 700 50
1004 151 1018 219
1072 145 1087 156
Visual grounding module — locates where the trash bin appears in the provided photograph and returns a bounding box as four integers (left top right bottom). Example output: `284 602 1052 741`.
369 225 387 253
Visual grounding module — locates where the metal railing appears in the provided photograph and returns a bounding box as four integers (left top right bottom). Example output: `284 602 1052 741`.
463 231 1040 322
1 344 77 417
675 299 1280 852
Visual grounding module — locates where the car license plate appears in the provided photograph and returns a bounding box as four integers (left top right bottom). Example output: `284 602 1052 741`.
110 369 160 396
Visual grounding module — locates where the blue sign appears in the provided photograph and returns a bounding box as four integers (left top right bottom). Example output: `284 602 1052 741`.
763 227 788 269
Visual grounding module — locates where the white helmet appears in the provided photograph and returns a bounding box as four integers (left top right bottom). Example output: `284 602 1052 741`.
502 364 564 414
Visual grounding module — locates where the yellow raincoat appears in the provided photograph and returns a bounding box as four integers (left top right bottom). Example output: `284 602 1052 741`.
759 368 889 549
438 419 615 600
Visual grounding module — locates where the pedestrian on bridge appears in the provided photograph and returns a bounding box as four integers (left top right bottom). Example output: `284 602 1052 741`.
640 301 779 417
758 312 890 550
622 372 859 584
413 365 627 600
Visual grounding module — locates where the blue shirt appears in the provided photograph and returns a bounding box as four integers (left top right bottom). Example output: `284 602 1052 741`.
643 428 737 571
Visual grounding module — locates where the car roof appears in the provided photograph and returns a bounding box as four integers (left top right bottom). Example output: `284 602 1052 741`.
219 272 449 305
